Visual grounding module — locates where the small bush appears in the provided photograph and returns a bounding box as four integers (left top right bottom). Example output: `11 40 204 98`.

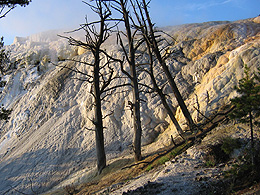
221 137 241 155
205 160 216 167
204 137 242 166
224 160 258 192
223 141 260 193
205 143 229 165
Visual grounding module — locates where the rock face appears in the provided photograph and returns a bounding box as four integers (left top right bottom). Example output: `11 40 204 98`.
253 16 260 23
0 17 259 194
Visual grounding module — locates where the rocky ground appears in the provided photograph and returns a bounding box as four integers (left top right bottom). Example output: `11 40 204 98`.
49 118 260 195
118 125 260 195
109 149 221 195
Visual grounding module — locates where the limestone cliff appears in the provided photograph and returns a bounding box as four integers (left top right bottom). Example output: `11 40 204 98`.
0 17 259 194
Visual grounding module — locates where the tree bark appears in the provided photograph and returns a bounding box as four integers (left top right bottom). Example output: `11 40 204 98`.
141 0 195 130
93 51 106 174
146 39 185 139
249 111 255 166
151 76 185 139
120 0 142 161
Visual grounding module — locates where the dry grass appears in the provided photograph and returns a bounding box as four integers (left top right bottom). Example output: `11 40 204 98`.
74 140 194 195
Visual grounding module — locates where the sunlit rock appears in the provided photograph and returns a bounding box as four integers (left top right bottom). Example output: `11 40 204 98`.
0 18 259 194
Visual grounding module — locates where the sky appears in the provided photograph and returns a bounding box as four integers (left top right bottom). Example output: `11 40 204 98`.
0 0 259 45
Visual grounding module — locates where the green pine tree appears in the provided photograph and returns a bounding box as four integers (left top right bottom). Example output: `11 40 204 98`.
0 37 12 120
0 1 31 120
230 65 260 165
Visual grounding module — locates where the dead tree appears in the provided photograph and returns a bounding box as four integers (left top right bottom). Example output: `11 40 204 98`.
137 0 195 131
140 40 185 139
61 0 124 174
129 0 185 139
110 0 143 161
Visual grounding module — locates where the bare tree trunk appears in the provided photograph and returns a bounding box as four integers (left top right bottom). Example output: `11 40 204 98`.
132 77 142 162
94 53 106 174
62 0 115 174
249 111 255 166
128 0 185 140
145 36 185 139
150 69 185 139
130 0 185 138
141 0 195 130
120 0 142 161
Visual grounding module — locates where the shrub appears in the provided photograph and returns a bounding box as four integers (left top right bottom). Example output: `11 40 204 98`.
205 160 216 167
221 137 241 155
204 137 242 166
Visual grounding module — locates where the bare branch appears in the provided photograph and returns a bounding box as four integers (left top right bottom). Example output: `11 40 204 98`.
102 83 132 93
0 5 14 19
138 82 153 91
100 66 114 93
71 77 93 83
117 32 131 65
51 61 93 78
102 111 114 119
86 115 97 126
58 57 95 67
84 126 95 132
106 89 131 101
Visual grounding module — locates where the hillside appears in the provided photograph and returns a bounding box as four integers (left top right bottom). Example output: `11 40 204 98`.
0 17 259 194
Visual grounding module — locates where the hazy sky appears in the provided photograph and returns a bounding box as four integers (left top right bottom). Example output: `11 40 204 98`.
0 0 259 45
